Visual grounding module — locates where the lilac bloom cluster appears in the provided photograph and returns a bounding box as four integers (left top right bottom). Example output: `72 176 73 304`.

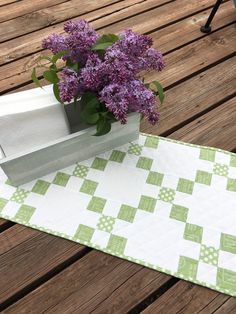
42 20 165 124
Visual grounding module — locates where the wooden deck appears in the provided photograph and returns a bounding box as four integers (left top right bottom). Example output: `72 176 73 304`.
0 0 236 312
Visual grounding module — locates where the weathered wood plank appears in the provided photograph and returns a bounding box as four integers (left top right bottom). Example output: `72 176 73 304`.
0 224 39 255
98 0 217 34
0 231 87 306
152 1 235 53
169 97 236 151
141 281 225 314
0 0 19 6
199 294 230 313
2 250 171 313
209 297 236 313
149 24 236 87
0 0 168 43
0 0 69 23
1 22 235 94
0 0 217 64
142 56 236 135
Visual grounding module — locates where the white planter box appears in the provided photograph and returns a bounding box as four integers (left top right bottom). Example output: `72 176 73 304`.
0 86 140 186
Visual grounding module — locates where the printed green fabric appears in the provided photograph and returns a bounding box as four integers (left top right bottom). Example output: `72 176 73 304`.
0 134 236 296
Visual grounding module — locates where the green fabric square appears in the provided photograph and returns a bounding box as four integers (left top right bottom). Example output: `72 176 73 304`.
200 148 215 162
200 245 219 266
118 205 137 223
107 234 127 254
227 178 236 192
0 198 8 211
213 163 229 177
10 188 29 204
159 187 175 203
53 172 70 187
144 136 159 148
170 204 188 222
178 256 198 279
109 150 125 163
73 224 94 242
217 268 236 291
97 215 115 232
184 223 203 243
138 195 156 213
136 157 153 170
128 143 143 155
177 178 194 194
80 179 98 195
73 164 89 178
87 196 106 213
220 233 236 254
146 171 164 186
14 205 36 223
195 170 212 185
230 155 236 167
32 180 50 195
91 157 108 171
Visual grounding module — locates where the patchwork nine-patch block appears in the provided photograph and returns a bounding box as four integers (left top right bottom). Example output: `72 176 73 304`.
0 134 236 296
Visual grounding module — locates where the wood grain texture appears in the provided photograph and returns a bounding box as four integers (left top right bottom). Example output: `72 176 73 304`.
0 0 217 65
149 24 236 86
141 281 224 314
169 97 236 151
152 1 236 53
0 0 20 7
0 0 123 41
0 231 87 305
98 0 217 35
0 0 69 23
3 251 171 313
142 56 236 135
0 224 40 255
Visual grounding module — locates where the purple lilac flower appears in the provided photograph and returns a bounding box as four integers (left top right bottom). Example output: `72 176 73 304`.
99 83 130 123
64 19 95 35
42 34 67 54
79 53 104 90
58 68 81 102
64 20 99 64
139 48 165 71
127 80 160 124
118 29 153 57
42 20 99 64
104 49 135 83
99 80 160 125
42 20 165 126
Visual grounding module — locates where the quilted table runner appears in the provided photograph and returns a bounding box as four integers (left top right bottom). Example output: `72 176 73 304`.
0 134 236 296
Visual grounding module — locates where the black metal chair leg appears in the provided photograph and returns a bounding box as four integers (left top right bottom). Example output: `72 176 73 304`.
200 0 224 33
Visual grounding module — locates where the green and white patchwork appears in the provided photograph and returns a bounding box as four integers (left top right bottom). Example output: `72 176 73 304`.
0 134 236 296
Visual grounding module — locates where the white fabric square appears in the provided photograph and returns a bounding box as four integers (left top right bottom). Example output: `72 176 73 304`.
197 261 217 286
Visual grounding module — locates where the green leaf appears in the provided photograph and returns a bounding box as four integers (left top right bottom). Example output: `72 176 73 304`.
52 50 68 63
81 108 99 125
94 117 111 136
43 70 59 84
66 59 81 71
80 91 100 111
31 67 42 88
149 81 165 104
53 83 62 103
92 34 120 51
